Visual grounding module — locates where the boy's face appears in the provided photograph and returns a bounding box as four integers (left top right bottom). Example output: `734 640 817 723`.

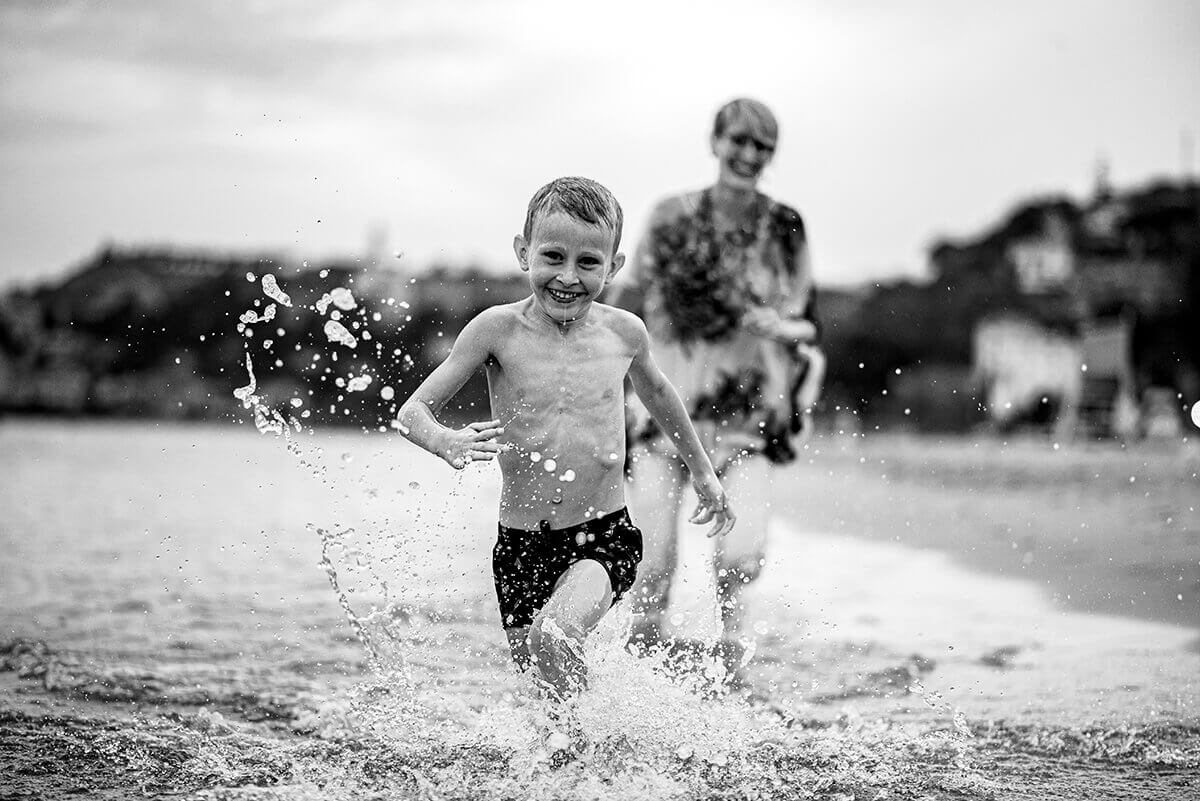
513 211 624 324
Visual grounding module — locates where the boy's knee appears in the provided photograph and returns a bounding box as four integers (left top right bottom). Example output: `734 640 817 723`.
528 612 584 654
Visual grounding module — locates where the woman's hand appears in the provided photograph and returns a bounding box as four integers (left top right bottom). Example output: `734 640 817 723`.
438 419 504 469
742 306 818 346
689 473 736 538
741 306 785 339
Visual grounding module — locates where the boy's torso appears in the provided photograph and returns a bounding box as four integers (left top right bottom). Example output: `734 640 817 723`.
485 300 634 530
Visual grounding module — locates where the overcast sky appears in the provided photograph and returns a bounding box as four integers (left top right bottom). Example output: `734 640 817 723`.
2 0 1198 290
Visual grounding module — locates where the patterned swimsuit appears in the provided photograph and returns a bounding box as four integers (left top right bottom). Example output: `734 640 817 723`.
620 188 819 467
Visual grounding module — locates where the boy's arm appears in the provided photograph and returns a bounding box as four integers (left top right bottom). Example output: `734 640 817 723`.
625 318 735 538
397 311 504 469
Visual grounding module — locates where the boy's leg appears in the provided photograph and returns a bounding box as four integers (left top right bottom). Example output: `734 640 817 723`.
527 559 614 700
714 453 771 639
504 627 532 669
625 445 686 646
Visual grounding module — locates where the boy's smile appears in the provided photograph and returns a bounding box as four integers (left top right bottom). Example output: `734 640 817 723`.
514 212 624 325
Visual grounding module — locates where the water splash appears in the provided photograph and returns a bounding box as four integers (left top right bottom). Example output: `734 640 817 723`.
315 287 357 315
238 304 276 326
203 270 1051 800
323 320 358 349
261 274 293 307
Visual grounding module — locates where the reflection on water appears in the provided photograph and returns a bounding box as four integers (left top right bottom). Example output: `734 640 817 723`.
1 422 1198 798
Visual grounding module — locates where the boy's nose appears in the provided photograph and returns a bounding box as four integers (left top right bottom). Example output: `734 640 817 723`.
557 264 581 285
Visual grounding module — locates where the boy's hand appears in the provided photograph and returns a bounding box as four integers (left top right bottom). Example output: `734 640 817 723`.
688 475 735 539
439 419 504 470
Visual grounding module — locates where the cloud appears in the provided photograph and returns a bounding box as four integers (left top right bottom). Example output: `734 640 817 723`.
1 0 1198 286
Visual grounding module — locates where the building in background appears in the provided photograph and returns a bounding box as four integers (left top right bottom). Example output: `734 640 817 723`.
937 178 1199 438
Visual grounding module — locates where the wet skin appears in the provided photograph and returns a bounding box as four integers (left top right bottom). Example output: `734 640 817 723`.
485 301 631 528
397 211 733 694
397 212 732 533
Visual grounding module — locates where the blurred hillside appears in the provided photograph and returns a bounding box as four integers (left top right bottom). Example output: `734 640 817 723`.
821 177 1200 436
1 177 1197 435
0 250 528 428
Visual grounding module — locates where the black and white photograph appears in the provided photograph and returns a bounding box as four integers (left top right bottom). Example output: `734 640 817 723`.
1 2 1198 799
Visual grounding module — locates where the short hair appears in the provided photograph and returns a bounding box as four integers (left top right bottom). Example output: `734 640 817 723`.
712 98 779 146
523 176 624 252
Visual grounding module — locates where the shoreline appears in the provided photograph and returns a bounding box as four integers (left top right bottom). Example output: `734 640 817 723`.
778 431 1200 632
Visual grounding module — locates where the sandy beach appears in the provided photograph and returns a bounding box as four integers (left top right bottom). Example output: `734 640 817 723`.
1 419 1197 800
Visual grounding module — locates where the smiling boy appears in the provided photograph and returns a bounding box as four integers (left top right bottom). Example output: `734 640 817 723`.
397 177 735 699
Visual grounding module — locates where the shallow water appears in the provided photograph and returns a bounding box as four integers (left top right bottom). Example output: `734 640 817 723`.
1 421 1198 800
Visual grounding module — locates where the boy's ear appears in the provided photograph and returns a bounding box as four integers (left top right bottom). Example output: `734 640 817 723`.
607 252 626 281
512 235 529 272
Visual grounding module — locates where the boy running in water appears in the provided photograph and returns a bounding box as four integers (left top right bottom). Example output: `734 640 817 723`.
398 177 734 698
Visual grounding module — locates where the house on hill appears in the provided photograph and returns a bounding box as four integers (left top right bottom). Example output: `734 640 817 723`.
931 179 1199 438
38 246 253 326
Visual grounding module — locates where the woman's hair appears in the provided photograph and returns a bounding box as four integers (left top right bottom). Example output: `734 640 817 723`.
712 98 779 145
523 176 624 250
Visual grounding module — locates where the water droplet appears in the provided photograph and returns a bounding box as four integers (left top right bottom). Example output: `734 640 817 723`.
561 469 576 482
530 452 541 463
380 386 395 401
543 459 557 472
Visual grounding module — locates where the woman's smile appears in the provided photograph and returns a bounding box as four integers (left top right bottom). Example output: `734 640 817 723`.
729 159 762 178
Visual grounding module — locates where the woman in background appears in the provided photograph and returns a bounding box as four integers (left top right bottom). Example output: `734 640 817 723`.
611 98 824 665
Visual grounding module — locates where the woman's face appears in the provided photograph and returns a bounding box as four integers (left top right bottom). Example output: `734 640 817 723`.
712 119 776 190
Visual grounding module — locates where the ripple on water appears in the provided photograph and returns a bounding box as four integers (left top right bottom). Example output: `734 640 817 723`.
3 634 1199 800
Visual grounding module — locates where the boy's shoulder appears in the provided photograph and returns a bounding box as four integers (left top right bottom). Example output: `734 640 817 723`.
592 302 649 344
465 301 523 331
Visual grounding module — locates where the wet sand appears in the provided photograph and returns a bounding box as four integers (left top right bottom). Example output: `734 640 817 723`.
1 420 1197 800
784 434 1200 631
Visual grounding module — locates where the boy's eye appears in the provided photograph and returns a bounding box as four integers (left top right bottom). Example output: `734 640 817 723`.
542 250 563 262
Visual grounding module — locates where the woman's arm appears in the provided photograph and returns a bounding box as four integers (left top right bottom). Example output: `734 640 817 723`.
742 307 818 345
743 207 820 345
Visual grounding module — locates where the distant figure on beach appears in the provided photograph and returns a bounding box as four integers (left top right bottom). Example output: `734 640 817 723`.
609 98 824 659
397 177 735 700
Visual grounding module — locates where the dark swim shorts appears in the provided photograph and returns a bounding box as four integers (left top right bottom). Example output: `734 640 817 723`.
492 507 643 629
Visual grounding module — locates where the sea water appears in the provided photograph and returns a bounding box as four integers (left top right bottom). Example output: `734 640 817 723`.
1 270 1197 799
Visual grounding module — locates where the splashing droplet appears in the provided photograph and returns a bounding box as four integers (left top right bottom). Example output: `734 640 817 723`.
324 320 358 349
261 274 292 307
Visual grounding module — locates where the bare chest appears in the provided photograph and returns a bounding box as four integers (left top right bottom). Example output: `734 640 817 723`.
489 328 628 421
